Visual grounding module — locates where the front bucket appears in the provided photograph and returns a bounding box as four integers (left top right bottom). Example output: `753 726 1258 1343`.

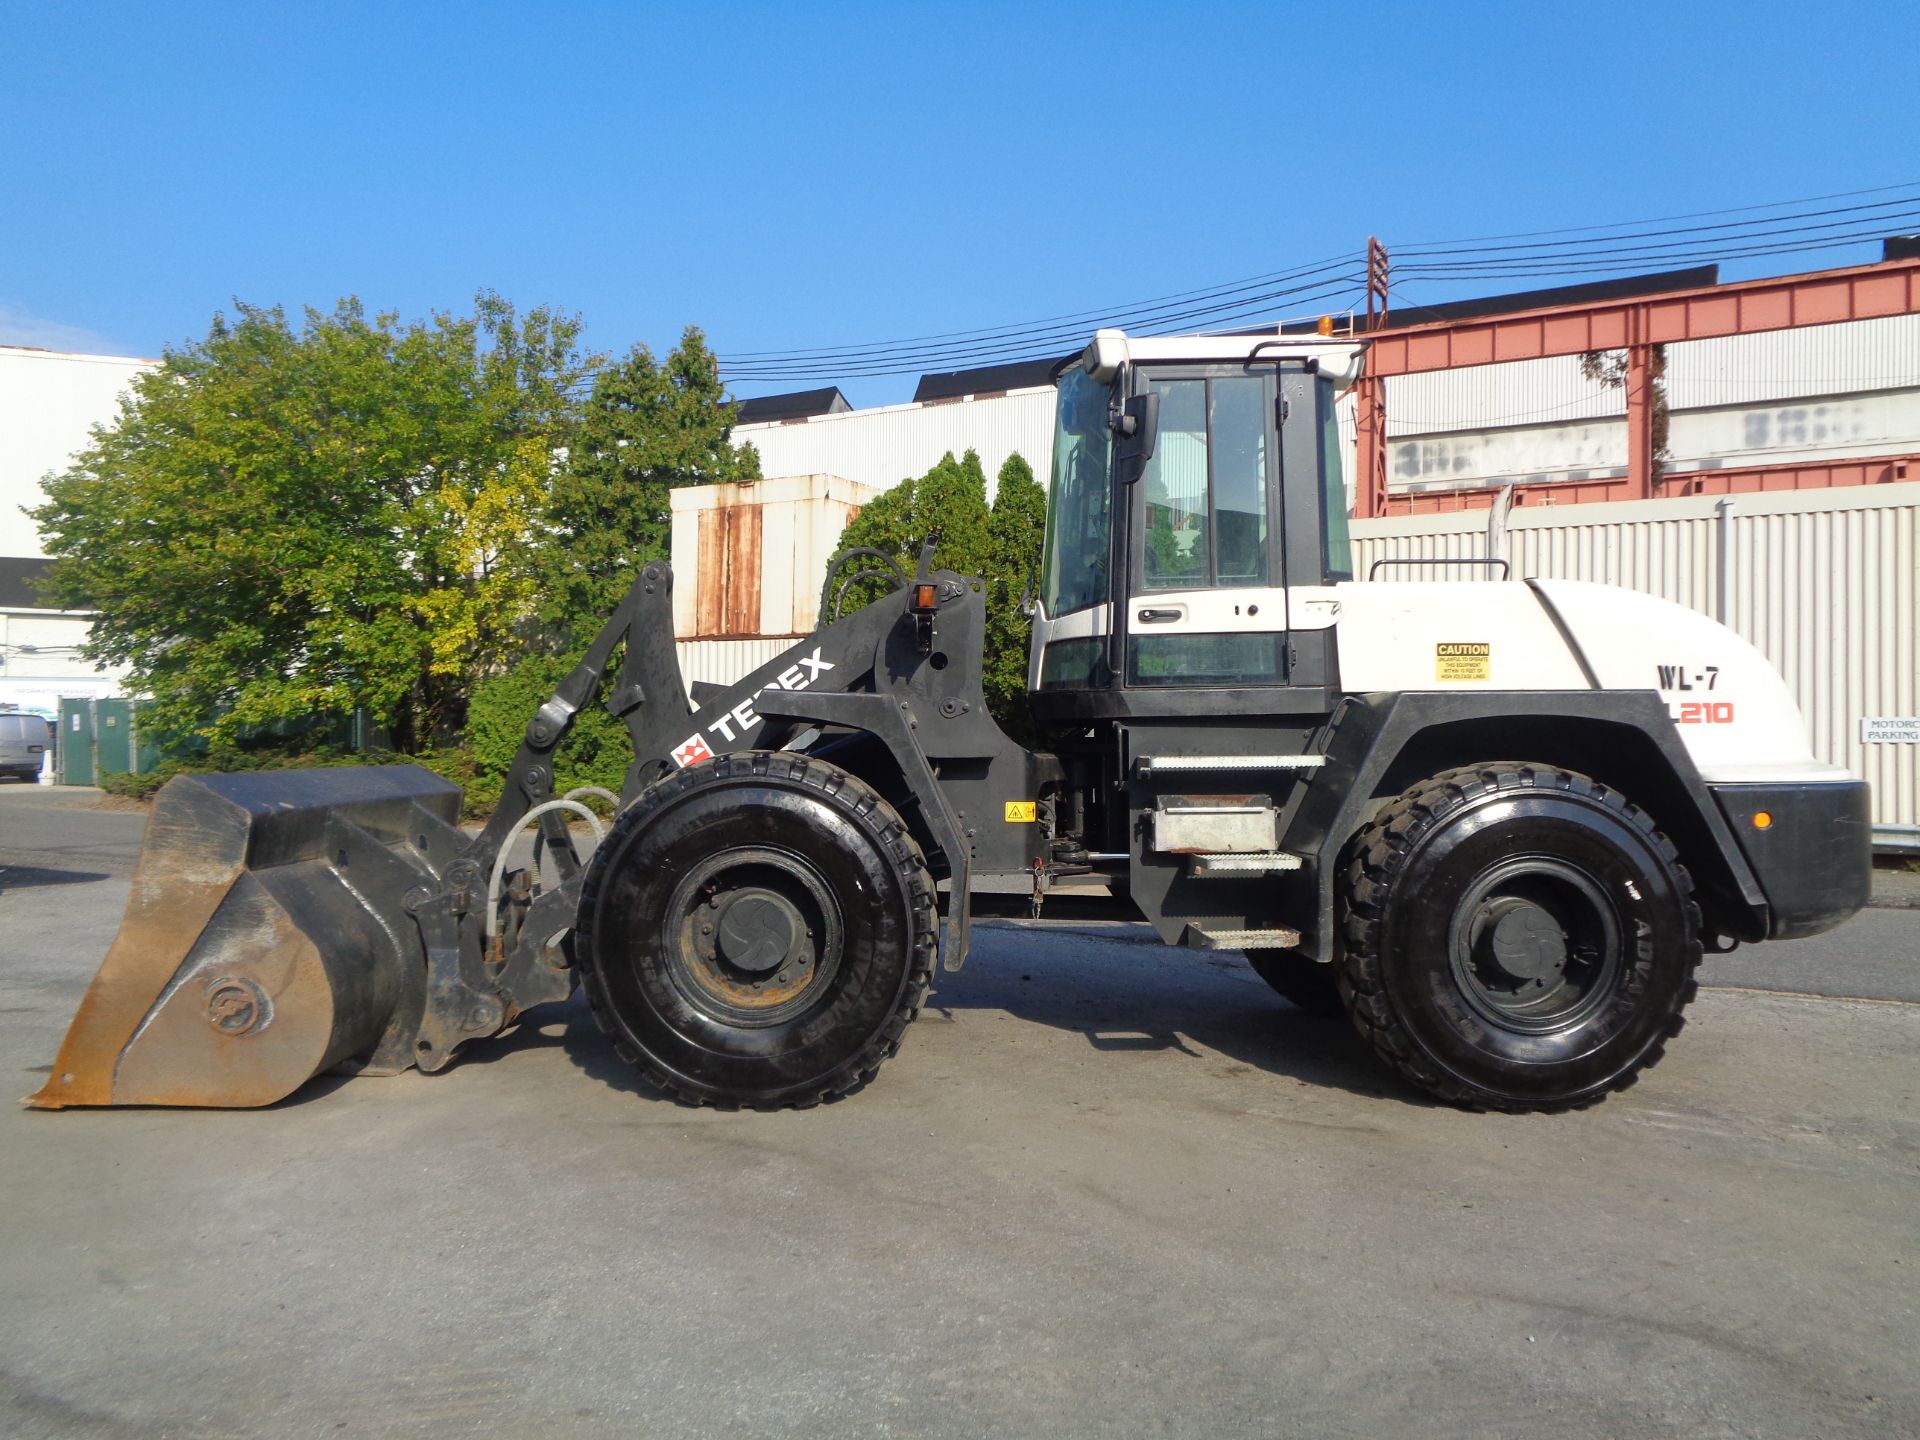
26 765 463 1109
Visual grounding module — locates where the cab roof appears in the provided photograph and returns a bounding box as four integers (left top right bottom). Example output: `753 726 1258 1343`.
1081 329 1366 388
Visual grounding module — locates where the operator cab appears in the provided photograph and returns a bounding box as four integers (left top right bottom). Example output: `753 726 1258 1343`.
1029 328 1365 720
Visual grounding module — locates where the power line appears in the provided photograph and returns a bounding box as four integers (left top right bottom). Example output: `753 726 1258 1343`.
720 287 1365 382
1393 180 1920 250
721 251 1361 361
720 276 1367 381
718 258 1362 374
1397 194 1920 260
1392 221 1920 282
707 182 1919 392
1394 204 1920 269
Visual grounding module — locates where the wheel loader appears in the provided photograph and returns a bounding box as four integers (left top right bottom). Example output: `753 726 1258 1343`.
28 328 1872 1115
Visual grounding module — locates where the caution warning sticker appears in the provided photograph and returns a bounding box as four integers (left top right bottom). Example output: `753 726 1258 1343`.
1436 642 1491 682
1004 801 1037 824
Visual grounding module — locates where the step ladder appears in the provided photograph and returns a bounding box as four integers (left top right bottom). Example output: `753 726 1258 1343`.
1187 850 1303 878
1189 923 1302 951
1137 754 1326 775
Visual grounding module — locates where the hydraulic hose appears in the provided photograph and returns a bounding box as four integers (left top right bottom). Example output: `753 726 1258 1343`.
486 799 607 946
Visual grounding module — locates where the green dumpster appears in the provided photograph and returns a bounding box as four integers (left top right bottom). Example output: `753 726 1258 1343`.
58 699 94 785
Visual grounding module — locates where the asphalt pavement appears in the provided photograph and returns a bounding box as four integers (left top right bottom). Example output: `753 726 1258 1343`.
3 782 1917 1439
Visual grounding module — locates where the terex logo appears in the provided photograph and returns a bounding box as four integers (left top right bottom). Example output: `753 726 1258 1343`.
671 648 835 768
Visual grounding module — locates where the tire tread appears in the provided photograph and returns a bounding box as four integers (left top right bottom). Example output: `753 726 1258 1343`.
575 752 936 1109
1338 762 1704 1113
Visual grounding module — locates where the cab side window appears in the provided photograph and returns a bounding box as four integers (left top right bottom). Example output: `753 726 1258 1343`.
1142 379 1208 589
1140 375 1268 590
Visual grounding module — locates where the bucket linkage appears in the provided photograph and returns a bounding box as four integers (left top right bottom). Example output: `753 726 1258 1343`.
27 563 687 1109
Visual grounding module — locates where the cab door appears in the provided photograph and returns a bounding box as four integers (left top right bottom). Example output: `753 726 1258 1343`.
1123 366 1288 686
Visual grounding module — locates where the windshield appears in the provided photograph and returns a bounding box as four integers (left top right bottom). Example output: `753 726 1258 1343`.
1040 366 1113 617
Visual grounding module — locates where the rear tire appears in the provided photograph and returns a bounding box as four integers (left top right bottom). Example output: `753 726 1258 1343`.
1246 950 1344 1017
574 752 936 1108
1340 763 1702 1112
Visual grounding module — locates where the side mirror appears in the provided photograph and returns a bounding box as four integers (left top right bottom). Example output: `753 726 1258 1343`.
1112 391 1159 483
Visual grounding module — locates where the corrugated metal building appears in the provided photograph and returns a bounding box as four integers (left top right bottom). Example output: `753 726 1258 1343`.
670 474 878 640
733 387 1058 498
1371 313 1920 492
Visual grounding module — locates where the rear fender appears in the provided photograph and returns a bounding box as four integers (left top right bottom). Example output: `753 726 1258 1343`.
1282 691 1771 963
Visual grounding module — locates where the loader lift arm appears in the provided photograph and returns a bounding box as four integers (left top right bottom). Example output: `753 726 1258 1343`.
29 548 1048 1108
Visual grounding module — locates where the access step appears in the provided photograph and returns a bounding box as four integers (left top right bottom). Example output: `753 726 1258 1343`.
1188 851 1303 877
1138 754 1327 774
1189 924 1303 951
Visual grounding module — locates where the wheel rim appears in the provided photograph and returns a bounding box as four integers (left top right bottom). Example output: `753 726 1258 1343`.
664 846 843 1028
1446 856 1623 1035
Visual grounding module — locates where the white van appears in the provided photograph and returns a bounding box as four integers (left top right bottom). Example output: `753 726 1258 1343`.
0 711 53 782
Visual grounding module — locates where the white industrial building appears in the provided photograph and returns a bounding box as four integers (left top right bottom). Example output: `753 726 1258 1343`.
735 386 1058 502
0 345 148 723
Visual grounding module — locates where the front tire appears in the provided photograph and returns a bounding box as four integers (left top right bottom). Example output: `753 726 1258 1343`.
1340 763 1702 1112
574 752 936 1108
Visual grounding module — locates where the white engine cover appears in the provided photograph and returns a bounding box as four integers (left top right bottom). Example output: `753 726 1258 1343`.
1033 577 1845 788
1320 582 1590 692
1325 578 1842 786
1534 579 1837 783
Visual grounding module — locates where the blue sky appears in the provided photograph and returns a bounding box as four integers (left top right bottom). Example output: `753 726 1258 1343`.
2 1 1915 406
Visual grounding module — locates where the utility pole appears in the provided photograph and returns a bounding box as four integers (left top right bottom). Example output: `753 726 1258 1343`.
1353 236 1392 517
1365 235 1390 331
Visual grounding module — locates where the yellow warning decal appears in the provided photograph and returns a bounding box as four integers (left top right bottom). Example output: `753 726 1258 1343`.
1004 800 1037 823
1436 642 1491 682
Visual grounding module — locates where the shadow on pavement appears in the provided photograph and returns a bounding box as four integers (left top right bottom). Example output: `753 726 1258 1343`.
0 864 112 891
530 921 1430 1110
935 928 1430 1107
427 996 690 1103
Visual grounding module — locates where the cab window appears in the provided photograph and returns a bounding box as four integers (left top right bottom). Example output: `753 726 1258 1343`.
1141 375 1268 590
1321 383 1353 581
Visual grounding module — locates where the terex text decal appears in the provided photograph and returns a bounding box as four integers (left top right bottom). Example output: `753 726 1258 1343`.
671 648 835 767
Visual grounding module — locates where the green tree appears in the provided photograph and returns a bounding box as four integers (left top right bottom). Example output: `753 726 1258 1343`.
541 326 761 633
835 449 992 591
833 448 1041 732
32 293 594 751
462 649 633 813
462 326 764 802
984 452 1047 736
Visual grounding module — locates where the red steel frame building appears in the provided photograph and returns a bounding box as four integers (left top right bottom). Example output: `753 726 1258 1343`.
1351 255 1920 517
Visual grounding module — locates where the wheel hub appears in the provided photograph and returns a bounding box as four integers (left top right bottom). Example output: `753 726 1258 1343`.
1447 859 1622 1034
1480 897 1570 984
667 848 841 1026
715 891 803 974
